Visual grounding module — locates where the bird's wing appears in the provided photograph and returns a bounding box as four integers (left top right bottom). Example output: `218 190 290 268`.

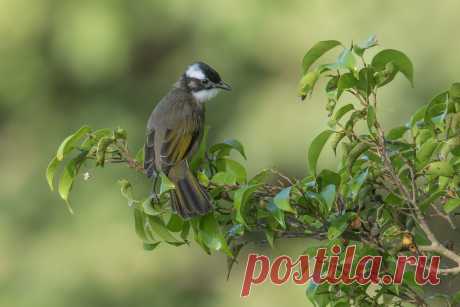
144 111 202 176
144 128 156 178
157 118 201 171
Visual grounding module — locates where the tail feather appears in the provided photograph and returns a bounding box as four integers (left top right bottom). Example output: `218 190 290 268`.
168 162 212 219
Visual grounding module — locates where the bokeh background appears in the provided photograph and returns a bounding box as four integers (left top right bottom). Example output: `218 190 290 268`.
1 0 460 306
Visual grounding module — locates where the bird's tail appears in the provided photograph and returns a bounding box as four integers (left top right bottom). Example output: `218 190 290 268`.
168 161 212 219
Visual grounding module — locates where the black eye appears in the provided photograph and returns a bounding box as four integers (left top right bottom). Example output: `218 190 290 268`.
201 79 209 85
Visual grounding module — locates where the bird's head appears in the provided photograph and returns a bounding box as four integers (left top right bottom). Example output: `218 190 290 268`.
182 62 231 102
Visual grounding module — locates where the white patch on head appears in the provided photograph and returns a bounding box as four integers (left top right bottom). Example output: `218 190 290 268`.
193 88 220 103
186 64 205 80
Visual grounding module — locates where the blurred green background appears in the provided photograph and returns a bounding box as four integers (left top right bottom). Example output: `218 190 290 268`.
2 0 460 306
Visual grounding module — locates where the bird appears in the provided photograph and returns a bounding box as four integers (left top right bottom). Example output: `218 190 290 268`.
144 62 231 219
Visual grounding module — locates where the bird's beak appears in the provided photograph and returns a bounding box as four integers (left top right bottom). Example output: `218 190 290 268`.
216 81 232 91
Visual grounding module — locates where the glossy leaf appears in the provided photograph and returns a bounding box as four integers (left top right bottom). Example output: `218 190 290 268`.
211 172 237 185
199 213 232 256
337 48 356 71
248 168 271 185
159 173 175 194
209 138 246 160
56 125 91 161
302 40 342 73
46 157 60 191
320 184 336 211
58 154 86 213
371 49 414 86
273 187 295 213
425 161 455 177
337 73 358 98
308 130 335 175
147 215 182 244
386 126 409 140
350 169 369 200
416 139 437 163
353 34 378 56
234 184 260 226
328 214 349 240
217 158 247 184
266 201 286 229
329 104 354 127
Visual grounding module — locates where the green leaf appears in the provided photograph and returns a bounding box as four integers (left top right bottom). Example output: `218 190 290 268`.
416 138 437 164
306 281 330 307
328 214 349 240
302 40 342 73
46 157 60 191
374 62 397 87
211 172 237 185
118 179 139 207
248 168 271 185
199 213 232 256
159 173 175 194
299 70 320 99
425 161 455 177
337 48 357 71
234 184 260 226
167 214 185 232
330 131 346 154
266 201 286 229
147 215 182 244
350 169 369 200
337 73 358 98
329 104 354 127
425 92 448 126
347 143 370 172
197 171 209 187
320 184 336 211
371 49 414 87
317 169 341 188
134 208 149 241
353 34 378 56
142 197 160 216
56 125 91 161
209 139 246 159
444 199 460 214
273 187 296 214
135 146 145 165
308 130 335 175
217 158 247 184
58 153 86 214
386 126 409 140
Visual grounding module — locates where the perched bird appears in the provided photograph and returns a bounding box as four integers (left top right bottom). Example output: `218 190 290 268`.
144 62 231 219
